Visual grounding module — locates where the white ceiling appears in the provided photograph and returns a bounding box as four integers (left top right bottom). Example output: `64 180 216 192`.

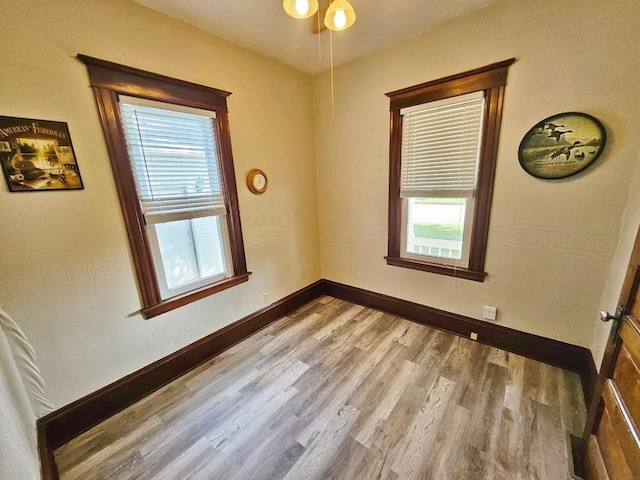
132 0 495 74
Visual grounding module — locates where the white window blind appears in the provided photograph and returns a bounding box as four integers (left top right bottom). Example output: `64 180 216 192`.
119 96 226 225
400 91 484 199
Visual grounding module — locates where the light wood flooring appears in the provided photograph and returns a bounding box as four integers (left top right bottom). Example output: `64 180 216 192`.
54 296 586 479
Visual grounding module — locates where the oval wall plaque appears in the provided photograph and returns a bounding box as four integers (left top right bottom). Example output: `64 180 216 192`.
518 112 606 180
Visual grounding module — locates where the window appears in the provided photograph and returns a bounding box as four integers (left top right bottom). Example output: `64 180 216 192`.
79 55 249 318
399 91 483 268
385 59 514 281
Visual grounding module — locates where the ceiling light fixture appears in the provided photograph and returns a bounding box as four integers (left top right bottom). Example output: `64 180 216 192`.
283 0 355 29
282 0 319 19
324 0 356 31
284 0 356 119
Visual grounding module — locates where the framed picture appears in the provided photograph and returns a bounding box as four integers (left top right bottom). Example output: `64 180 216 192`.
0 116 84 192
518 112 606 180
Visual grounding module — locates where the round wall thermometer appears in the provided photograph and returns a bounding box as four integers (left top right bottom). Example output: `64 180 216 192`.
247 168 268 194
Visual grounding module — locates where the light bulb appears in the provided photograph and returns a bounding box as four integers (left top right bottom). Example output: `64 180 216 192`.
295 0 309 16
283 0 318 19
324 0 356 31
333 9 347 29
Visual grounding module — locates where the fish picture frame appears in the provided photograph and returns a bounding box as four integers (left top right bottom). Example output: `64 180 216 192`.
0 116 84 192
518 112 606 180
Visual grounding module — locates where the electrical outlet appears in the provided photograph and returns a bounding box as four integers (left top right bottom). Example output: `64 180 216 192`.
483 305 498 321
470 332 478 341
263 292 269 304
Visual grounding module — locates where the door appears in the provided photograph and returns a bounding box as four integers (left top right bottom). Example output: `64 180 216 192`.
580 228 640 479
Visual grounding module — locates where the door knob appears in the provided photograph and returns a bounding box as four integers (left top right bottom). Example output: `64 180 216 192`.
600 305 624 322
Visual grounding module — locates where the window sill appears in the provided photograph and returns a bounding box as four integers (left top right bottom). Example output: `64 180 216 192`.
141 272 251 319
385 256 486 282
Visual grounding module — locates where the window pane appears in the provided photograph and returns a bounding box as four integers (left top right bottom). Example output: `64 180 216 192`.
191 216 226 278
155 215 227 291
400 91 484 199
119 97 226 224
406 198 466 261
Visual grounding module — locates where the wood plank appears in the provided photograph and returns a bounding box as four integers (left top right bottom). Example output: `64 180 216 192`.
630 285 640 321
527 400 567 479
351 382 428 480
431 405 473 479
612 343 640 428
390 375 457 479
351 358 415 448
596 382 639 479
619 318 640 369
324 280 595 398
55 297 586 480
559 368 588 438
225 412 306 480
584 435 610 480
282 404 361 480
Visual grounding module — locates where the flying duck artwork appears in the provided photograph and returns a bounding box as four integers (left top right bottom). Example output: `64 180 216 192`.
518 112 606 179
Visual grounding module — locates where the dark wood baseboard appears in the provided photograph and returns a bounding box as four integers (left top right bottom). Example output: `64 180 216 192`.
37 279 326 480
38 278 597 479
323 279 597 404
580 352 598 410
38 418 58 480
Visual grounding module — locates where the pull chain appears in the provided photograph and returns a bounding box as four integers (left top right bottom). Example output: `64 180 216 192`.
317 8 322 61
330 28 335 121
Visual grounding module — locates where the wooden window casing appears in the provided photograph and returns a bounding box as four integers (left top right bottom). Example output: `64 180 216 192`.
78 55 249 318
385 59 515 282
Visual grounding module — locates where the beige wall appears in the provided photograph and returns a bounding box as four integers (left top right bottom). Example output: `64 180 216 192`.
0 0 320 407
313 0 640 348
